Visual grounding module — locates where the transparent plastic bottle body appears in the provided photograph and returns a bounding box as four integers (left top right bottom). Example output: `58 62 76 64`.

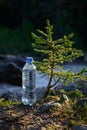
22 57 36 106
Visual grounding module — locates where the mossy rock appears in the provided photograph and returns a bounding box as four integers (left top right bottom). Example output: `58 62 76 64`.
42 101 62 112
42 95 60 103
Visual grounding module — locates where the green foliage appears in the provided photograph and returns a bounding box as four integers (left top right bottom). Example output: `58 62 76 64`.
0 20 35 54
31 20 87 97
77 102 87 121
75 101 87 123
0 98 21 107
42 96 60 103
58 89 66 94
66 89 84 102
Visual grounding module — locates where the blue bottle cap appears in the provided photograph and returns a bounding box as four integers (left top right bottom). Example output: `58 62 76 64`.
26 57 33 63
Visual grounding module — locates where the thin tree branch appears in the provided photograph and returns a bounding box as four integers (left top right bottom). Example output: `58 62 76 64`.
50 77 60 88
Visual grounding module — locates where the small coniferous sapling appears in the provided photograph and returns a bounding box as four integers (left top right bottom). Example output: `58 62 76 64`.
31 20 87 98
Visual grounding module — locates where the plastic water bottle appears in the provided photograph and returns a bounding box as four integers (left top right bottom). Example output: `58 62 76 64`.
22 57 36 106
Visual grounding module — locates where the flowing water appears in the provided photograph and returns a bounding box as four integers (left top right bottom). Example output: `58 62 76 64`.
0 60 87 97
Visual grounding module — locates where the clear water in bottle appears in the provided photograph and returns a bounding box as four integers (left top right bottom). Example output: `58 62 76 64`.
22 57 36 106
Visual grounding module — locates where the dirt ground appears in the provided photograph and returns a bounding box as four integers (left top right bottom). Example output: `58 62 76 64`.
0 102 71 130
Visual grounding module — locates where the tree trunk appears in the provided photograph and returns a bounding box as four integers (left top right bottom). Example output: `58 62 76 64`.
43 85 50 98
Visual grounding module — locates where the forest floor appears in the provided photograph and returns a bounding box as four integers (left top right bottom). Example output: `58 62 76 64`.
0 99 77 130
0 102 64 130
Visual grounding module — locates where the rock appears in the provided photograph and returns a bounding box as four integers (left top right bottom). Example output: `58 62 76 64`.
55 80 87 96
72 125 87 130
0 120 3 123
51 102 62 107
0 62 22 86
0 54 25 67
54 84 77 94
5 62 22 85
0 83 23 101
60 94 69 104
0 55 6 60
1 92 19 102
36 87 47 101
0 83 47 102
84 52 87 62
41 127 47 130
42 102 62 112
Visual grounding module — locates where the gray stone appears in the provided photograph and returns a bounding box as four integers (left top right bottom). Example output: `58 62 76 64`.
1 92 19 102
60 94 69 104
55 80 87 96
0 54 25 67
42 102 62 112
72 125 87 130
36 87 47 101
0 62 22 86
0 54 25 85
0 83 47 102
84 52 87 62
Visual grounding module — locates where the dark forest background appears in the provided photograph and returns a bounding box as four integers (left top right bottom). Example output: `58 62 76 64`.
0 0 87 55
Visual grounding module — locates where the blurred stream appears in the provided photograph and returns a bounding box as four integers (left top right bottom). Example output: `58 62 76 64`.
0 61 87 97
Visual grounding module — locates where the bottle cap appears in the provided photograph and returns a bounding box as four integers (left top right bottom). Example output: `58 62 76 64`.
26 57 33 63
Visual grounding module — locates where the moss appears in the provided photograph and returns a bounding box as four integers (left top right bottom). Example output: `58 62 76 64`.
58 89 66 94
49 89 56 96
42 95 60 103
70 120 76 127
0 98 22 107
